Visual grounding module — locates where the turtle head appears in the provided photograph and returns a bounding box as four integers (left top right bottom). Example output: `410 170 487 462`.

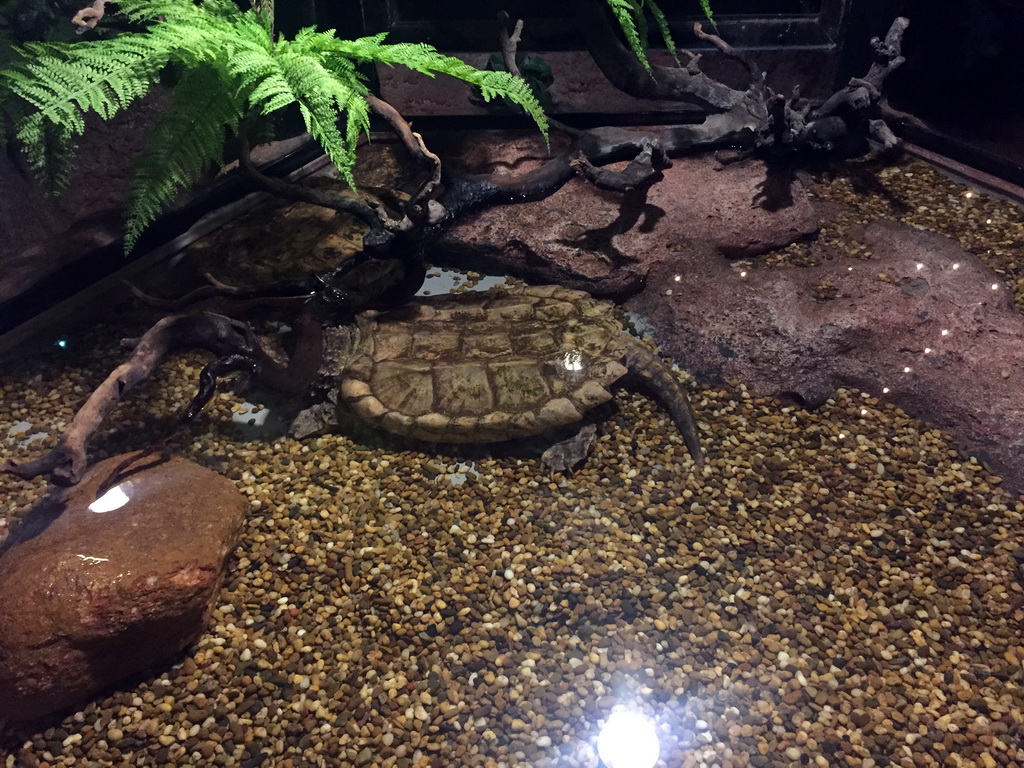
307 255 420 322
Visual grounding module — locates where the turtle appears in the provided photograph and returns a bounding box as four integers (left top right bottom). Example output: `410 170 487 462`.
289 283 704 468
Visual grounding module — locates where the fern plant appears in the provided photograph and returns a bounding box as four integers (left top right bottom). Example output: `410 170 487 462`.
606 0 717 72
0 0 548 251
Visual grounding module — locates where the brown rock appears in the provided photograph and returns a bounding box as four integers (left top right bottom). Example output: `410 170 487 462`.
0 454 246 720
628 219 1024 490
438 149 819 285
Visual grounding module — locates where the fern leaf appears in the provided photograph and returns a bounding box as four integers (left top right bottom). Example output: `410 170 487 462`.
124 65 244 251
274 49 368 183
605 0 651 72
647 1 679 63
697 0 718 30
333 37 548 137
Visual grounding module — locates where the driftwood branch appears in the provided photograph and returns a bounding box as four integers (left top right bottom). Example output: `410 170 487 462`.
237 130 394 253
571 138 670 193
72 0 107 34
3 314 257 485
3 312 323 485
497 10 525 78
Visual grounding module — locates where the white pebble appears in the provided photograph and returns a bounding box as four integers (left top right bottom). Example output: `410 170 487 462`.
535 735 552 748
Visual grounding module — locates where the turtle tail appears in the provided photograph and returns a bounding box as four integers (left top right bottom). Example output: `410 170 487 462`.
622 336 704 466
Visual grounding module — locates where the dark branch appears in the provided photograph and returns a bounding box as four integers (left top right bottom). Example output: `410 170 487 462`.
236 130 395 254
572 0 746 111
2 312 323 485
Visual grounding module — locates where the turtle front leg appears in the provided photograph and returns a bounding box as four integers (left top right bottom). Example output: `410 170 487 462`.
622 336 705 466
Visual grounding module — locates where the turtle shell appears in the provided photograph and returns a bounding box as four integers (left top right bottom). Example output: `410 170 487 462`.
337 284 629 443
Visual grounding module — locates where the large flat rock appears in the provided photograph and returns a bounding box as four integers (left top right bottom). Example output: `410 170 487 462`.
627 219 1024 491
438 152 820 285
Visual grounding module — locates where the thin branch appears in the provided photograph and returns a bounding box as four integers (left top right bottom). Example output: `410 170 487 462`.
692 21 757 79
497 10 525 78
236 130 393 252
3 313 259 485
365 94 445 228
72 0 107 34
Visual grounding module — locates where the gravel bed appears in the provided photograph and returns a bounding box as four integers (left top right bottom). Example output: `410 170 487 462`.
1 159 1023 767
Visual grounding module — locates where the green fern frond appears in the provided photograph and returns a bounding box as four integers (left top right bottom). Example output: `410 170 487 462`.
4 0 552 251
332 37 548 138
606 0 649 72
647 2 679 64
21 118 78 193
125 64 244 250
274 49 369 184
7 38 165 130
605 0 717 71
697 0 717 29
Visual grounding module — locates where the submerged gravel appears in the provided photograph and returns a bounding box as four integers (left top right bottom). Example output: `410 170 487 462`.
1 158 1023 767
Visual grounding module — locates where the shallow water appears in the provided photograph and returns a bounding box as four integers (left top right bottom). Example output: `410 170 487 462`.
1 158 1023 767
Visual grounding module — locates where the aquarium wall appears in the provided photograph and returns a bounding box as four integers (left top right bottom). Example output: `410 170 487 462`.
884 0 1024 185
334 0 851 119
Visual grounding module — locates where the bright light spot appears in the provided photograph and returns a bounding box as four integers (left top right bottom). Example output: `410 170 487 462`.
903 367 911 373
674 274 682 283
847 266 853 272
882 387 890 394
991 284 999 290
916 263 924 271
54 339 67 349
740 271 747 278
561 350 585 372
924 347 931 354
965 191 974 198
952 263 960 270
76 554 110 565
986 218 992 224
88 484 130 513
597 711 660 768
860 409 868 416
838 433 846 439
941 329 949 336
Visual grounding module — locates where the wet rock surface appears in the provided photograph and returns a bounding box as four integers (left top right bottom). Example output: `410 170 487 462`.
628 218 1024 491
437 152 820 283
0 453 246 720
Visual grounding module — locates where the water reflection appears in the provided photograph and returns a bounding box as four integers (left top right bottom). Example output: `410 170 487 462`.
75 554 110 565
561 349 585 373
88 483 131 513
597 709 660 768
